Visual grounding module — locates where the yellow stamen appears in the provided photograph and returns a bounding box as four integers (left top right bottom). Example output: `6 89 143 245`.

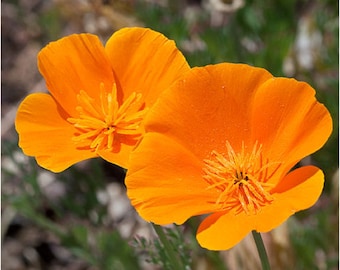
67 83 148 152
203 141 281 215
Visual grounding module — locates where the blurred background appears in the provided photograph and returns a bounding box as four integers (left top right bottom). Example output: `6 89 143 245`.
1 0 339 269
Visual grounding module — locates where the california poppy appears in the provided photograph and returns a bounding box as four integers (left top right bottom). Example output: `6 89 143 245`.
125 63 332 250
15 27 190 172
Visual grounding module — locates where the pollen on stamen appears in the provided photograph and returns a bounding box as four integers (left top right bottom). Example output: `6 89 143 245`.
67 82 148 152
203 141 281 215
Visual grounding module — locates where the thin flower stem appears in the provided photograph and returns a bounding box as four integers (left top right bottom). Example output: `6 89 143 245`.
152 224 186 269
252 231 271 270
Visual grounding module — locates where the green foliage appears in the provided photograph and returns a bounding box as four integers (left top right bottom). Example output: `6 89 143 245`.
38 7 63 41
133 225 192 269
59 226 140 270
2 139 141 269
54 161 107 223
289 210 339 270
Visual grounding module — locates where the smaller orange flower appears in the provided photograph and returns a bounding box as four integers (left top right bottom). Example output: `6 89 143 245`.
125 63 333 250
15 27 190 172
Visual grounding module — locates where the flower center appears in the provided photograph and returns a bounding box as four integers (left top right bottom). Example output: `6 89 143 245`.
67 83 148 152
203 141 281 215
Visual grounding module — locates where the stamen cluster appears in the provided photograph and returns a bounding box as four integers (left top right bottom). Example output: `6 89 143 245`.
203 141 281 215
68 83 148 152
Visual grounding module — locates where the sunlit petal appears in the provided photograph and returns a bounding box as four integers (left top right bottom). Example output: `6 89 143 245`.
15 94 97 172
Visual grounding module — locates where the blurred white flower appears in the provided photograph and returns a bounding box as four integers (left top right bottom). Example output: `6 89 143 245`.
295 15 322 71
283 14 323 76
205 0 244 13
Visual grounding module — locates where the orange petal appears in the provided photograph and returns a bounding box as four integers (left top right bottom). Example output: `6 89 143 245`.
97 134 139 169
251 78 332 180
197 211 253 250
15 93 97 172
38 34 114 116
126 132 220 225
144 63 273 160
105 27 190 106
244 166 324 232
97 147 130 169
196 166 324 250
254 165 324 232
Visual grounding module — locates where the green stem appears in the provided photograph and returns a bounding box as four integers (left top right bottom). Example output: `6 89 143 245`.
252 231 271 270
152 224 186 269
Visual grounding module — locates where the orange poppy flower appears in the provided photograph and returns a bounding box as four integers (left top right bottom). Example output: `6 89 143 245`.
15 27 190 172
125 63 333 250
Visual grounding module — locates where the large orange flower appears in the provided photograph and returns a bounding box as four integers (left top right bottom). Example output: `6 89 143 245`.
15 27 190 172
125 63 333 250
